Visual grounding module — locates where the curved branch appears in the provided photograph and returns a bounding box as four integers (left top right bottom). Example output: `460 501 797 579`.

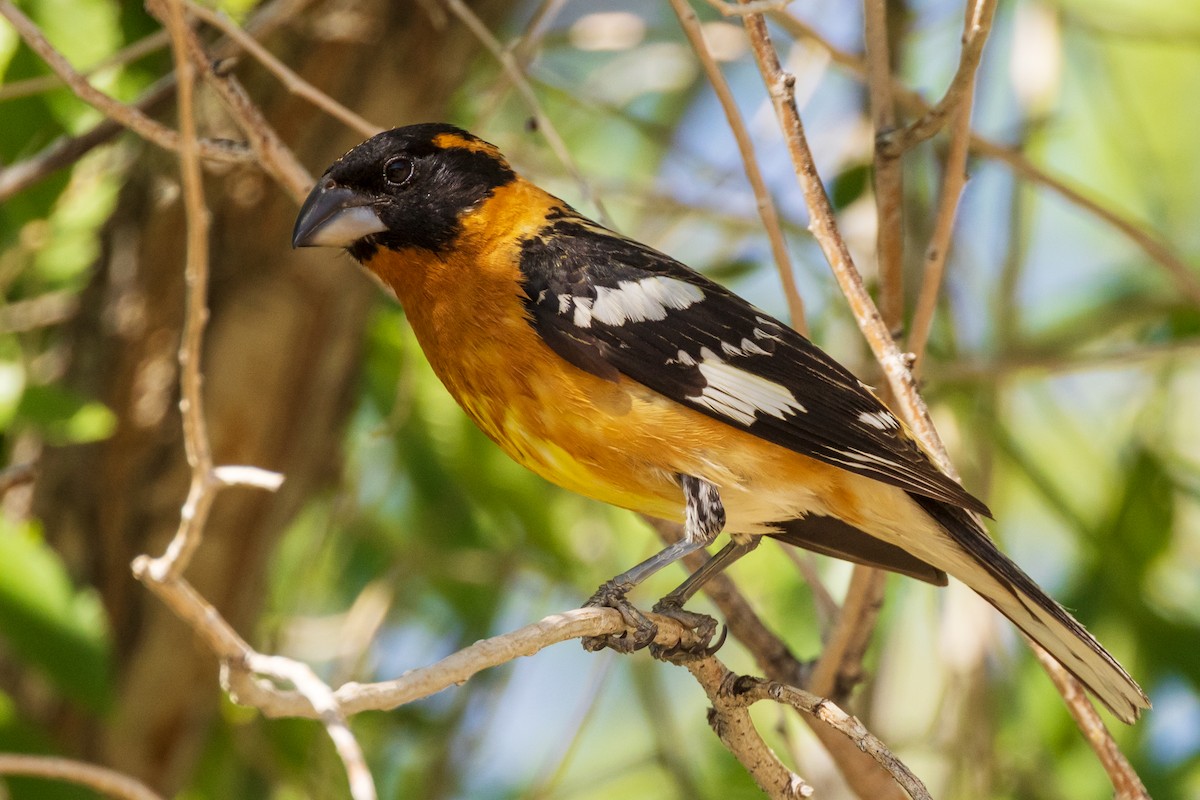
669 0 808 333
0 0 249 165
0 755 164 800
730 677 932 800
768 9 1200 307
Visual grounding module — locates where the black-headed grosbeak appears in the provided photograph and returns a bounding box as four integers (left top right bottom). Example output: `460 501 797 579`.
292 123 1148 723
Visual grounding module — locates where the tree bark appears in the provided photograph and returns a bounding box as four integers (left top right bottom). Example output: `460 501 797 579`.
29 0 509 790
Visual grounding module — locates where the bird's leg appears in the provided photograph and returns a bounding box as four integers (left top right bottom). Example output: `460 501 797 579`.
648 535 761 661
656 535 761 610
581 475 724 654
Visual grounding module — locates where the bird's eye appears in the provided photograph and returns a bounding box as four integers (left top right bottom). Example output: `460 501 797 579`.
384 156 414 187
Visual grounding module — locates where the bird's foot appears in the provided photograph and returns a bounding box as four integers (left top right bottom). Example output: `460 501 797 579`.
581 581 658 653
647 597 725 663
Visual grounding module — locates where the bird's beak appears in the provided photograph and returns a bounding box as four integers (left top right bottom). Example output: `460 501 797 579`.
292 180 387 248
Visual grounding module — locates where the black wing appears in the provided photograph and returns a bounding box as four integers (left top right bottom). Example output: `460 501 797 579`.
518 210 990 517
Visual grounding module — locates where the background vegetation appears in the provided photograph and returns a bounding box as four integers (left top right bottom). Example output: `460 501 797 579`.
0 0 1198 797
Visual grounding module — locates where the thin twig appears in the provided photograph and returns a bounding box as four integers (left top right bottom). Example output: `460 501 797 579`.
879 0 998 157
768 9 1200 307
0 0 248 166
475 0 566 125
807 565 886 702
708 0 795 15
747 9 1149 797
1033 645 1151 800
183 0 381 139
145 0 215 580
669 0 807 333
645 519 906 799
909 0 997 369
443 0 611 225
247 655 377 800
0 29 171 102
739 4 955 470
145 0 313 201
225 606 713 717
833 0 906 710
0 755 165 800
685 659 811 799
131 563 257 660
0 0 309 203
863 0 904 332
732 677 933 800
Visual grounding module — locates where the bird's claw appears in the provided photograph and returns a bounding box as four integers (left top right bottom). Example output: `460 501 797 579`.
648 598 725 662
581 581 658 653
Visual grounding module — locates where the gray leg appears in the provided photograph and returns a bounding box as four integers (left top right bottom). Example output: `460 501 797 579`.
657 535 761 609
582 475 724 653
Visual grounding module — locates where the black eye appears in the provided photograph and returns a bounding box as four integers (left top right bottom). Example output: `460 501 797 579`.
384 156 414 187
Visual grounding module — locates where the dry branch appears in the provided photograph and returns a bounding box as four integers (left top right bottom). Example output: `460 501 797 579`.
443 0 611 224
0 755 165 800
0 0 249 165
1034 646 1152 800
737 6 1149 797
768 9 1200 307
669 0 807 333
909 0 998 367
183 0 381 140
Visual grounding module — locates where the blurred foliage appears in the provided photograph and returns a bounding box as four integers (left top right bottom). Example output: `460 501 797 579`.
2 0 1200 798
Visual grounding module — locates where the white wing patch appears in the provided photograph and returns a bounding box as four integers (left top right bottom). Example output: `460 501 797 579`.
691 347 806 425
579 276 705 327
858 410 899 430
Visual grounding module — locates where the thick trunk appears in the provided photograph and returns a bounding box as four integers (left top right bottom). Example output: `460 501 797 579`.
30 0 508 790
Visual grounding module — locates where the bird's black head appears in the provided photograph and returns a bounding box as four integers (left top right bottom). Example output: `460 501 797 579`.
292 123 515 260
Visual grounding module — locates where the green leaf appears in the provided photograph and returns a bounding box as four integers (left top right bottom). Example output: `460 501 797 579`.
15 384 117 443
830 162 871 210
0 520 112 713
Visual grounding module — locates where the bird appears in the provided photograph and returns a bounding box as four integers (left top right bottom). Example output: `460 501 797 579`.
292 122 1149 723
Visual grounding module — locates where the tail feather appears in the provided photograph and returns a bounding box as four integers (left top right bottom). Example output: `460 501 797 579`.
913 496 1150 724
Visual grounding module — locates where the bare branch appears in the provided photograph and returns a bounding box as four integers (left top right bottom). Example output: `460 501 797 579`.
739 4 956 474
443 0 611 225
645 519 907 799
226 607 702 717
1033 645 1152 800
685 659 812 799
211 465 286 490
744 8 1149 796
0 0 308 203
910 0 998 367
0 755 165 800
0 0 249 166
183 0 382 140
143 0 312 200
732 677 933 800
863 0 904 332
708 0 795 15
142 0 215 580
768 10 1200 307
246 655 377 800
879 0 998 157
0 29 171 102
669 0 807 333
